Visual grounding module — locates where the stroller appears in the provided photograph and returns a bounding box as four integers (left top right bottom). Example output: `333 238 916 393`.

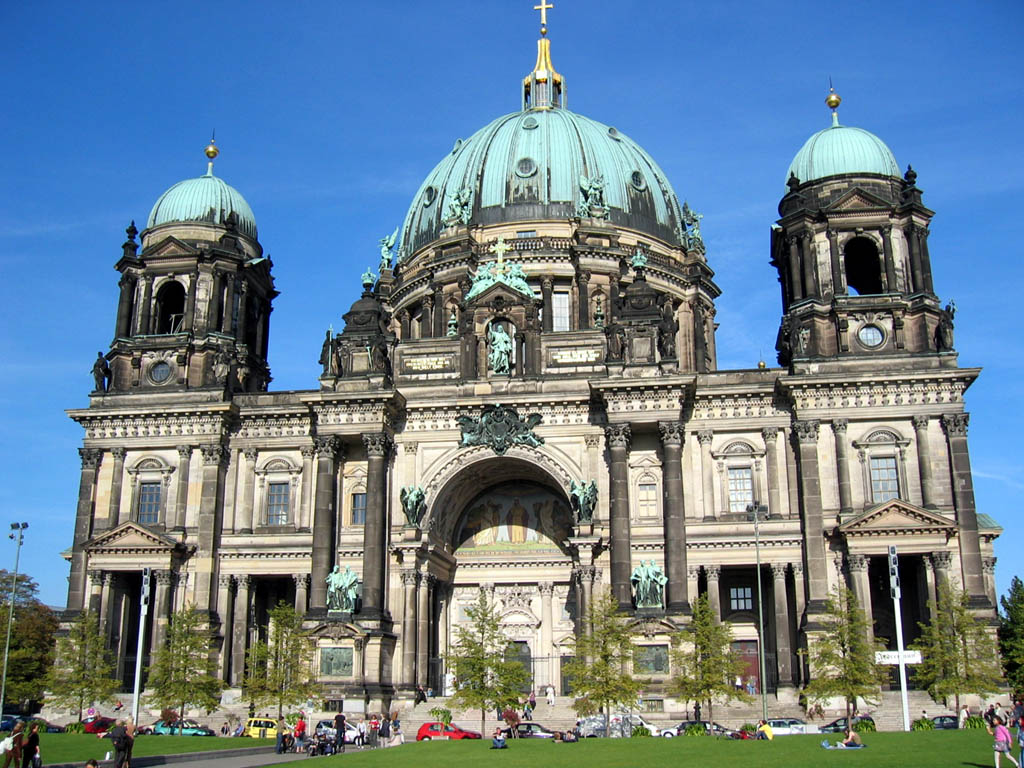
306 731 339 756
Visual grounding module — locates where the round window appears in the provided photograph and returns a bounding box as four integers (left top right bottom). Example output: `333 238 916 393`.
630 170 647 191
515 157 538 178
150 361 172 383
858 325 884 348
422 186 437 206
607 126 621 140
522 116 539 130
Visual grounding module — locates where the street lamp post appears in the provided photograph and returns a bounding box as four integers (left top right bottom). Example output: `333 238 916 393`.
0 523 28 715
746 502 768 722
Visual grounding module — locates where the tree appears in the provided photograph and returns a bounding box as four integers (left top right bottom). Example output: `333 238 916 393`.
803 587 886 724
913 582 1004 712
668 594 751 724
0 570 58 710
145 606 224 733
445 590 530 735
240 602 320 718
43 610 119 720
561 588 641 735
999 576 1024 698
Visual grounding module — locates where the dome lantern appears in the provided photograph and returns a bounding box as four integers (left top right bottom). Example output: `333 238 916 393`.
522 1 564 110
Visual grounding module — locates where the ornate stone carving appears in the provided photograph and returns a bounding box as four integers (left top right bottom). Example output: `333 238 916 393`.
569 479 598 523
687 565 701 579
931 551 953 570
176 445 192 461
402 441 419 454
584 433 602 448
300 445 316 460
983 556 997 575
399 485 426 527
457 405 544 455
696 429 713 446
659 421 684 447
604 424 631 450
400 570 418 587
111 447 128 460
500 585 532 610
313 435 340 459
89 570 104 586
538 582 555 597
704 564 721 579
200 444 227 466
793 419 820 443
293 573 310 589
362 432 391 458
761 427 779 442
575 565 597 582
219 574 234 588
79 448 102 470
770 563 789 580
155 569 176 586
847 554 868 573
832 419 848 435
942 413 969 437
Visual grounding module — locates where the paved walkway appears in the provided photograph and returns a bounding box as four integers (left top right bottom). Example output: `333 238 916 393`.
172 751 308 768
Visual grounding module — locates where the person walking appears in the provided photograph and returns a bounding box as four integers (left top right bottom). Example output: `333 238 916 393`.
356 718 366 747
378 714 391 747
528 690 537 711
107 720 129 768
989 716 1020 768
274 718 286 755
546 685 555 707
293 715 306 751
415 684 427 705
962 705 972 729
20 723 39 768
125 718 137 767
333 711 347 753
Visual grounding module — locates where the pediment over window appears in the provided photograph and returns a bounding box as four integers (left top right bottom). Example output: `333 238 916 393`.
141 235 200 259
839 499 957 538
825 187 893 213
465 282 539 308
500 608 541 629
84 521 184 554
309 621 366 641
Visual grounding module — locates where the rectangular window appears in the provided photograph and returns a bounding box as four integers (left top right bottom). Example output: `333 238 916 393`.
351 492 367 525
320 647 354 677
266 482 290 526
729 586 753 612
633 645 669 674
727 467 754 513
516 230 537 239
137 482 161 524
870 457 899 502
552 292 570 332
637 482 658 517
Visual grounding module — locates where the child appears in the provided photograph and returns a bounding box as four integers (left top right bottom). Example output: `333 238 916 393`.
989 716 1020 768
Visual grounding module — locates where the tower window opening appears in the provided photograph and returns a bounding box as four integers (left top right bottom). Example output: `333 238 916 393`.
870 457 899 502
552 292 570 331
154 280 186 334
843 237 884 295
137 482 161 524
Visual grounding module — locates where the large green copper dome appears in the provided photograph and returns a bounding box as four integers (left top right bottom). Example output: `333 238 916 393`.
787 112 900 189
147 167 258 241
399 107 687 257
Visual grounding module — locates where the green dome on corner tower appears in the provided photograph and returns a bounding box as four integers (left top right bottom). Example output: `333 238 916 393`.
786 91 900 189
146 141 258 240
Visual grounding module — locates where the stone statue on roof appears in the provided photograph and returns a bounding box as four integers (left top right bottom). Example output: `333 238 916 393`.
378 227 398 272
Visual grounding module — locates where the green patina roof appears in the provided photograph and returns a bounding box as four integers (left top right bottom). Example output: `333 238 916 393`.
786 114 900 189
147 169 258 240
977 513 1002 531
399 107 687 257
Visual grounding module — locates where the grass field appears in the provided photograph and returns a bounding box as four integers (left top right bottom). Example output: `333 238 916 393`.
34 734 274 764
270 730 1003 768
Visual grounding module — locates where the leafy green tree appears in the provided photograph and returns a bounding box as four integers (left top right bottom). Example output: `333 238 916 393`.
803 587 886 724
0 571 58 710
445 590 530 735
561 588 641 735
145 606 224 733
43 610 118 719
240 602 320 718
999 576 1024 698
668 594 751 724
913 583 1004 712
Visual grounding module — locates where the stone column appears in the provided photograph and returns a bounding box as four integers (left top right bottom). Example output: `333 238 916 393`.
905 225 924 294
208 270 223 335
184 270 199 331
832 420 853 515
686 566 700 610
230 575 251 685
401 571 417 686
421 296 433 338
761 428 782 517
605 424 633 610
911 416 937 509
437 583 450 674
220 277 236 334
801 232 819 298
236 283 249 343
541 277 554 333
705 564 722 622
417 573 433 685
576 270 591 330
793 420 828 614
195 444 227 615
115 274 136 338
218 575 235 680
293 573 309 615
847 554 874 637
697 430 716 520
309 437 341 613
107 447 127 528
827 230 842 295
932 550 953 590
137 275 154 335
172 445 192 531
398 309 411 340
236 448 257 534
88 570 103 617
881 226 897 292
941 414 987 603
659 422 688 612
787 237 803 302
923 554 939 609
918 228 934 294
361 432 391 619
540 582 554 688
432 284 445 337
792 563 806 630
983 557 997 609
578 566 596 634
68 448 102 613
771 563 793 686
299 446 315 531
152 569 175 652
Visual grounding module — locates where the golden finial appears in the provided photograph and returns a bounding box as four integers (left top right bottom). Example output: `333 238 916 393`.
534 0 553 36
758 360 767 370
826 80 841 127
204 134 219 176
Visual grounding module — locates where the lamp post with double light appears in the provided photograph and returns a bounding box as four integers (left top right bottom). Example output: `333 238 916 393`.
746 502 768 721
0 523 28 715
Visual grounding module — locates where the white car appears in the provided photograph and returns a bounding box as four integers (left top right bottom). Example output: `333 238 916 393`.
314 719 360 743
767 718 813 735
609 713 661 737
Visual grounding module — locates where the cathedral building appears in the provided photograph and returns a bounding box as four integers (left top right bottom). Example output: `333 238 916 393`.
64 16 999 715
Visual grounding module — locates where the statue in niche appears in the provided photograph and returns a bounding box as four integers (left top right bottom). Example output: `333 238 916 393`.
657 301 678 359
569 479 598 523
605 320 625 361
400 485 426 527
488 322 513 374
447 308 459 337
937 299 956 351
367 335 392 379
577 174 606 218
326 565 359 613
794 325 811 356
92 352 110 392
319 329 336 376
378 227 398 272
443 187 473 227
213 349 231 385
631 560 667 609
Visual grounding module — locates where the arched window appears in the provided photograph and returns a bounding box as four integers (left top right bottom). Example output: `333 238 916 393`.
843 237 883 295
154 280 186 334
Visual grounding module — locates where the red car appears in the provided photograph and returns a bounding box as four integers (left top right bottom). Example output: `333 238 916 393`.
415 722 481 741
83 717 116 734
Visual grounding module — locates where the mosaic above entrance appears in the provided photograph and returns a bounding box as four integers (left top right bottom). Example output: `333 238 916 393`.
455 482 572 555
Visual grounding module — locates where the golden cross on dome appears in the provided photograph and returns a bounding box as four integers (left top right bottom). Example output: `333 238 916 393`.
491 236 512 268
534 0 553 32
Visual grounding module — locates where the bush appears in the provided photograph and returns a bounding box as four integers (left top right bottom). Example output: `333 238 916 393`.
964 715 986 729
684 723 707 736
853 718 876 733
64 721 85 734
428 707 452 727
740 723 757 734
631 726 650 737
912 717 934 731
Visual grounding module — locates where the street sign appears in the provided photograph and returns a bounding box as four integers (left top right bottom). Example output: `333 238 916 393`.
875 650 922 665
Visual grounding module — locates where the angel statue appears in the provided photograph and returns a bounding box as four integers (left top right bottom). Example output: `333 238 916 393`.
577 174 607 218
443 187 473 227
400 485 426 527
569 479 598 524
379 227 398 272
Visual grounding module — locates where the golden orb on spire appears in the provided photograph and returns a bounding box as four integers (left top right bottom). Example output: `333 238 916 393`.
204 139 219 160
826 88 841 110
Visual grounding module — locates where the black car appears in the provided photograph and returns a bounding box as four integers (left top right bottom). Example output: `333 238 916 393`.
820 715 875 733
932 715 958 730
503 723 558 739
666 720 747 739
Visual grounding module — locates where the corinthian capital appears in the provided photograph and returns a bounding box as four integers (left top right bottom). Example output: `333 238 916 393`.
941 413 969 438
362 432 392 458
793 419 820 443
658 421 684 447
604 424 631 450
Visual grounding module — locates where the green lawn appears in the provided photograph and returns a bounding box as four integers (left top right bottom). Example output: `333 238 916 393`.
269 730 1001 768
36 734 274 764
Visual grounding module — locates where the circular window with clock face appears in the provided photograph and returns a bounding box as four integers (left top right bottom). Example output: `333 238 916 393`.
858 324 884 348
149 360 172 384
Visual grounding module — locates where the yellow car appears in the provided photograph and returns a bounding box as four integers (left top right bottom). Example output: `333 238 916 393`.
243 718 286 738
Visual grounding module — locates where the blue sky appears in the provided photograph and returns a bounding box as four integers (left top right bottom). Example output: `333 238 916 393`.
0 0 1021 608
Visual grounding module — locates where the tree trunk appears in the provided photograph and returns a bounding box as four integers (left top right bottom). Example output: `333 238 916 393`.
707 699 713 730
480 708 485 739
846 699 853 730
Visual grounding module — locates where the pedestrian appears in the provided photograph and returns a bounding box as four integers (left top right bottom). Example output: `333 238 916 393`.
989 716 1020 768
356 718 366 747
107 720 129 768
293 714 306 751
20 723 39 768
333 711 347 753
529 690 537 711
961 705 971 729
390 712 404 747
987 706 999 727
415 684 427 704
368 714 379 747
274 717 286 754
694 702 702 721
546 685 555 707
378 714 391 747
125 717 137 767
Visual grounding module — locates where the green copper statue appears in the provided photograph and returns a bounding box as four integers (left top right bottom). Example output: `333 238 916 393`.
326 565 359 613
400 485 426 527
630 560 667 609
488 322 513 374
631 248 648 270
569 479 598 523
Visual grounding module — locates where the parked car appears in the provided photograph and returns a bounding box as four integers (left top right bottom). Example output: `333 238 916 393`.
663 720 747 739
314 719 358 743
243 717 283 738
0 716 17 732
577 713 660 738
83 717 116 734
503 722 558 739
29 719 66 734
820 715 875 733
151 719 215 736
932 715 958 730
415 721 481 741
767 717 810 735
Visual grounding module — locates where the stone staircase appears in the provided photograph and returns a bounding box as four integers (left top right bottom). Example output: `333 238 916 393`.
869 690 953 731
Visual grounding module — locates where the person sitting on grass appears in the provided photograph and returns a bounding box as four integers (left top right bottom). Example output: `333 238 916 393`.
755 719 774 741
491 727 507 750
840 727 863 748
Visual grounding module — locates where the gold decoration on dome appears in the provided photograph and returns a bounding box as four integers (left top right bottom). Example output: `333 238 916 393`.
204 139 219 160
534 0 553 35
826 88 841 111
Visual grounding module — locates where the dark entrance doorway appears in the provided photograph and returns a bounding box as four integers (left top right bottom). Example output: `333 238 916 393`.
505 641 532 692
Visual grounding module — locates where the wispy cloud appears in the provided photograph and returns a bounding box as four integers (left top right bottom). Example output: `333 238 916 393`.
973 470 1024 491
